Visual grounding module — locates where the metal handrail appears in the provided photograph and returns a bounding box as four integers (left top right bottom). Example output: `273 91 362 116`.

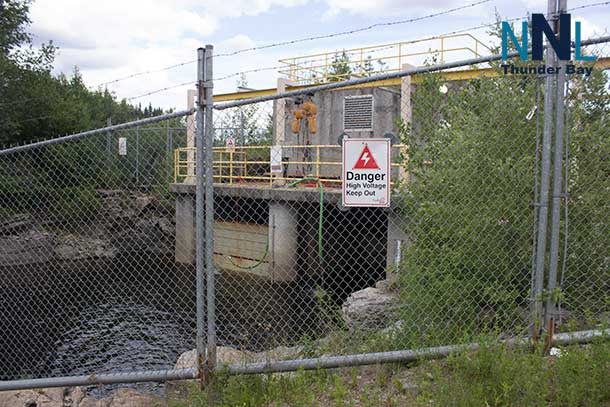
174 144 408 186
278 34 492 85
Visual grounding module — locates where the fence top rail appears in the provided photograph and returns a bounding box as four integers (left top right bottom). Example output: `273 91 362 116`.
0 108 195 156
214 35 610 110
2 35 607 156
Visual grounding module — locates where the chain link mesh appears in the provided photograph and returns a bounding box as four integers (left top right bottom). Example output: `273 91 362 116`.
558 35 610 330
0 37 608 390
0 116 195 394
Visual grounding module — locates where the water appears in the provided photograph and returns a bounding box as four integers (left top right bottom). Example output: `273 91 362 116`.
0 257 196 396
0 256 317 397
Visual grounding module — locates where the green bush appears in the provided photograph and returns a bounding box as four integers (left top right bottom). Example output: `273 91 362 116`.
394 68 609 346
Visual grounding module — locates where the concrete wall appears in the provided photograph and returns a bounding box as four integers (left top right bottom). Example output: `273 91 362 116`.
277 87 401 179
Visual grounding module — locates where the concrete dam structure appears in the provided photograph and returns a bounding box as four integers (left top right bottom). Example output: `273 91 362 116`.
171 83 412 284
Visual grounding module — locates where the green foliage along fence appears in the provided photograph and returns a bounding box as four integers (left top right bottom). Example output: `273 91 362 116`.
392 66 609 347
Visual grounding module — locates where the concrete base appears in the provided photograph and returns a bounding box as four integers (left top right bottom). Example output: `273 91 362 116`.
268 202 298 281
173 189 300 282
174 193 195 264
172 183 400 283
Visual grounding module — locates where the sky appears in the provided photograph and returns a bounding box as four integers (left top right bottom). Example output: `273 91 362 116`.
27 0 609 111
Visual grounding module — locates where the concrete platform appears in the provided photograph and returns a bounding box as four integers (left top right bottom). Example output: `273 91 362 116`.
169 182 342 205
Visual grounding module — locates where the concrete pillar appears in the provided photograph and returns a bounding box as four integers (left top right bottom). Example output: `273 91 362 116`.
269 202 298 282
383 63 417 281
175 193 196 264
185 89 197 184
399 63 414 183
273 78 296 145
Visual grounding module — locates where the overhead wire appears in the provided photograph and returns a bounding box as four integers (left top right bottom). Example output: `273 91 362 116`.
214 0 492 58
87 0 494 90
4 0 608 105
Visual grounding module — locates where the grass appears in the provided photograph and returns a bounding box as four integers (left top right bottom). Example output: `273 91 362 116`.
166 339 609 407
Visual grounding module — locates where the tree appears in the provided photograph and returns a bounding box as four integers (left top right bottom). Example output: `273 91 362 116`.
215 74 271 147
329 50 352 82
0 0 163 146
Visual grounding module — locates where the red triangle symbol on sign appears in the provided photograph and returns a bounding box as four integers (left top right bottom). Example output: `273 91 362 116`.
353 144 380 169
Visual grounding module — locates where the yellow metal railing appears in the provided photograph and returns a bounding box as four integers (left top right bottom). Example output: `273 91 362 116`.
279 34 492 85
174 145 408 187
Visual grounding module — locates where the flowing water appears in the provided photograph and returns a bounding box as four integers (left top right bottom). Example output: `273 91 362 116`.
0 256 317 397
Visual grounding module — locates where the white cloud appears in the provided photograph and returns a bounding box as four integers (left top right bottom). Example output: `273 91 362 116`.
30 0 216 49
321 0 471 19
25 0 609 113
218 34 257 53
27 0 310 110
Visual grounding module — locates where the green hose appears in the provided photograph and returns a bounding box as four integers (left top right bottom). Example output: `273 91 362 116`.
227 177 326 270
228 239 269 270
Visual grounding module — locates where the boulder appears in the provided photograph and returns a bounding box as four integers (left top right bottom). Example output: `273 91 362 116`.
175 346 251 370
0 387 65 407
175 344 304 370
341 280 396 331
0 387 156 407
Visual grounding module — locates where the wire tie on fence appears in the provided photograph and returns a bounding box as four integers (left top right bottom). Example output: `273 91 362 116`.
526 105 538 121
552 193 569 199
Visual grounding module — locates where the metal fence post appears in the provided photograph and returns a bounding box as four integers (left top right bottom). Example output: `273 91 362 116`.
166 119 172 182
545 0 568 343
195 47 206 385
531 0 559 342
203 44 217 381
136 125 141 187
106 117 112 187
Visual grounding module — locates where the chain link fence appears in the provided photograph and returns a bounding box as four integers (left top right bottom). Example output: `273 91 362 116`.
0 113 197 394
0 35 608 393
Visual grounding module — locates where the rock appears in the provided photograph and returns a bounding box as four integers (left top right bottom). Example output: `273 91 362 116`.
175 344 304 370
0 229 56 266
341 282 396 331
0 387 156 407
0 387 65 407
114 221 172 255
175 346 252 370
97 190 139 222
157 217 173 235
78 388 155 407
134 195 153 212
375 279 391 291
0 213 32 235
54 234 117 260
264 345 303 361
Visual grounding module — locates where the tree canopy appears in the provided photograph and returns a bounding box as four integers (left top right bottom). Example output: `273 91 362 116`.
0 0 163 147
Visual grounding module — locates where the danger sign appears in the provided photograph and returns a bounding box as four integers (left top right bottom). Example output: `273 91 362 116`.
225 137 235 152
343 138 390 207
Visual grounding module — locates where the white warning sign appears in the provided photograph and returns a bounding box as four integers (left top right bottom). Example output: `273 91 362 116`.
270 145 283 174
118 137 127 156
342 138 390 207
225 137 235 152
